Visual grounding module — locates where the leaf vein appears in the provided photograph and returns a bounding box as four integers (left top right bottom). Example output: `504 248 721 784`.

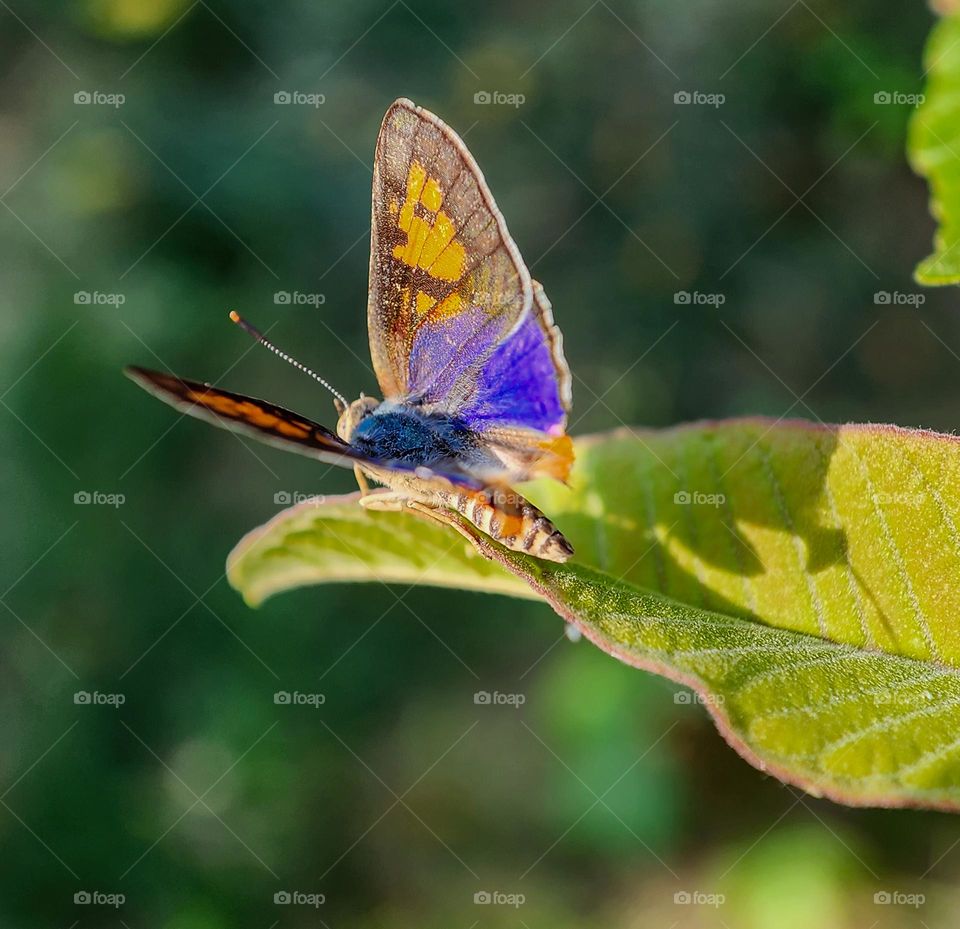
756 439 829 638
842 437 942 663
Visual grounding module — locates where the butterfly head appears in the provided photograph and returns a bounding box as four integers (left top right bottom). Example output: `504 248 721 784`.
336 394 380 444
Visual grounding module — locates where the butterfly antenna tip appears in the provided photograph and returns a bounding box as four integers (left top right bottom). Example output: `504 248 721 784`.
227 310 348 409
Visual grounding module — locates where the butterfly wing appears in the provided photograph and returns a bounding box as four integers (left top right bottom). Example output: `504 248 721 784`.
125 367 363 468
368 98 532 406
455 280 573 481
125 366 490 489
369 99 573 483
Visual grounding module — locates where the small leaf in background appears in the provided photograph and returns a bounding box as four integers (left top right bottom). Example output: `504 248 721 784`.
910 12 960 285
229 420 960 811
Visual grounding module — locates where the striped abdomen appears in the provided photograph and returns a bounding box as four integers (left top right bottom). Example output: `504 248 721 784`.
444 487 574 563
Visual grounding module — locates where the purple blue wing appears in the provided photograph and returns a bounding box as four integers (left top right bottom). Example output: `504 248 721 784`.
449 281 574 483
413 284 574 483
454 281 571 434
368 99 573 483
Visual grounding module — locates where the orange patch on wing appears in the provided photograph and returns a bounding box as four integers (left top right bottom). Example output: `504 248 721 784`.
400 285 412 312
433 291 464 320
185 389 311 439
425 219 465 281
405 161 427 205
418 210 456 268
414 291 437 316
392 162 467 283
409 216 433 266
272 418 312 439
420 177 443 211
532 434 574 482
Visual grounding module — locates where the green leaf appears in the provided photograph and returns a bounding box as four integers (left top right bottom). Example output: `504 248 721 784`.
910 12 960 285
228 419 960 811
227 495 532 606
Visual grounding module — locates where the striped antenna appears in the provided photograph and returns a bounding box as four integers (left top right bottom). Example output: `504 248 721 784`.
228 311 348 410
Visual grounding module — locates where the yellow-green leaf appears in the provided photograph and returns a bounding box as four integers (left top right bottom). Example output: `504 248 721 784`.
910 12 960 285
228 420 960 810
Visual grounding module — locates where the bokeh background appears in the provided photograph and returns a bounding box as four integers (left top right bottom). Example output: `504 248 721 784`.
2 0 958 926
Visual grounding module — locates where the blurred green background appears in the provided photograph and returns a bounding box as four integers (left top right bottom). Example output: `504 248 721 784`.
2 0 959 926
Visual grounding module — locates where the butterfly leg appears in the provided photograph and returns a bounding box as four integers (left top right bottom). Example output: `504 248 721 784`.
356 493 494 561
353 464 372 497
359 492 460 527
405 500 494 556
357 490 408 512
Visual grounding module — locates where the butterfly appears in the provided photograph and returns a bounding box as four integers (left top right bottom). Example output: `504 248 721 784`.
126 98 575 562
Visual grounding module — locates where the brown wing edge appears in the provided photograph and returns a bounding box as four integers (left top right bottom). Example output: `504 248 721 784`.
124 366 361 469
530 279 573 423
367 97 535 398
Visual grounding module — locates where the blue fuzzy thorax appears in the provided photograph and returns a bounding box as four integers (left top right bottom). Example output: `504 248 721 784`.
350 404 474 465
